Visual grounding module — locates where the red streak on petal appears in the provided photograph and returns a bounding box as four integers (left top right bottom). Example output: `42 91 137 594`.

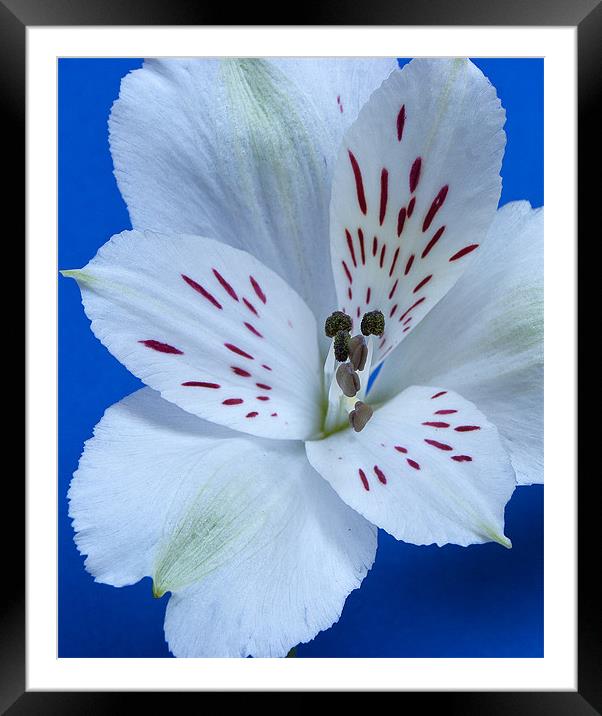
422 421 450 428
379 168 389 225
358 228 366 264
452 455 473 462
396 105 406 141
422 185 449 232
182 381 220 388
413 274 433 293
395 446 408 454
256 396 270 401
407 197 416 218
348 150 367 215
388 279 399 300
397 207 407 237
407 459 420 470
256 383 272 390
379 244 386 269
404 254 415 275
403 316 412 325
348 287 353 300
223 398 243 405
389 247 400 277
243 298 258 315
271 412 278 417
435 409 457 415
399 297 425 322
232 366 251 377
181 274 222 310
403 326 411 333
249 276 267 303
409 157 422 193
212 268 238 301
342 260 353 284
389 304 398 318
244 322 263 338
358 468 370 491
262 364 272 371
366 287 371 304
374 465 387 484
356 306 361 318
431 391 447 399
425 438 453 451
421 226 446 258
246 411 258 418
449 244 479 262
372 236 378 257
455 425 481 432
139 340 183 355
225 343 253 360
345 229 357 267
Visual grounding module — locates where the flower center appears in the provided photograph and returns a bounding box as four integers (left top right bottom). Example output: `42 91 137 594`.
321 310 385 435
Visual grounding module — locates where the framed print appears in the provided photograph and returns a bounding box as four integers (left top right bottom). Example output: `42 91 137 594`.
11 0 593 708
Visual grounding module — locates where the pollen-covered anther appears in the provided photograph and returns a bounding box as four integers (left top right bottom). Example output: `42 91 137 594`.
324 310 353 338
333 330 351 362
336 362 361 397
348 334 368 371
349 401 374 432
361 310 385 337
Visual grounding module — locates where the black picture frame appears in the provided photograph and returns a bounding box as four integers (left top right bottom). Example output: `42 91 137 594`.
9 0 592 709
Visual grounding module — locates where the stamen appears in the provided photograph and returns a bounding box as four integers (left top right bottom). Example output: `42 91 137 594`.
348 335 368 372
324 311 352 338
336 363 361 397
360 310 385 337
333 330 351 362
349 401 373 432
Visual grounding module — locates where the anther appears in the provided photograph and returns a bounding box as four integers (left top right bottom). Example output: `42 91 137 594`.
361 310 385 337
349 401 374 432
333 330 350 362
348 335 368 371
336 363 361 397
325 311 352 338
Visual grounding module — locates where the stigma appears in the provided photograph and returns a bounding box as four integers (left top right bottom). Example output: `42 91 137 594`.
322 310 384 433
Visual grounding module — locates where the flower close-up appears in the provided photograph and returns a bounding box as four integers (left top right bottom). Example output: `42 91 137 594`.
62 57 543 658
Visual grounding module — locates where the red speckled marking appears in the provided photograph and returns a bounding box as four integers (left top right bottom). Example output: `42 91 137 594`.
449 244 479 262
413 275 433 293
271 412 278 417
348 287 353 301
425 438 453 451
243 298 258 316
348 150 367 215
395 446 408 454
397 105 406 141
225 343 253 360
358 228 366 264
379 169 389 225
404 254 415 275
422 185 449 232
399 297 425 322
389 247 400 277
246 411 259 418
374 465 387 484
372 236 378 257
409 157 422 193
139 340 183 355
358 468 370 491
452 455 473 462
366 287 371 304
249 276 267 304
388 279 399 300
345 229 357 267
182 381 220 388
423 421 450 428
257 396 270 402
356 306 361 318
244 322 263 338
256 383 271 390
262 364 272 371
342 260 353 284
435 409 457 415
455 425 481 432
182 274 222 310
407 197 416 218
336 95 343 113
403 316 412 326
403 326 411 333
379 244 386 269
431 391 447 399
232 366 251 377
397 207 407 237
213 269 238 301
422 226 446 259
389 304 398 318
407 459 420 470
223 398 243 405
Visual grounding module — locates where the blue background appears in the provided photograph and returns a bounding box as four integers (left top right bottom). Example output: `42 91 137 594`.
58 58 544 658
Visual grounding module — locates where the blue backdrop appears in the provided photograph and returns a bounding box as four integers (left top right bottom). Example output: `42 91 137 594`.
58 58 544 658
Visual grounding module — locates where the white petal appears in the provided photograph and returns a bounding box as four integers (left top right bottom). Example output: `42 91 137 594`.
330 58 506 364
306 385 515 547
371 202 543 485
109 58 396 324
64 229 322 440
69 388 377 657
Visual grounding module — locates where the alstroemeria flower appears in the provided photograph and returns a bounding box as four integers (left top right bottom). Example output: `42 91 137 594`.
64 58 543 657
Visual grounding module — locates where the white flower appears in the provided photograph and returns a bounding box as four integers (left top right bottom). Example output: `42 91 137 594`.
64 58 543 658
